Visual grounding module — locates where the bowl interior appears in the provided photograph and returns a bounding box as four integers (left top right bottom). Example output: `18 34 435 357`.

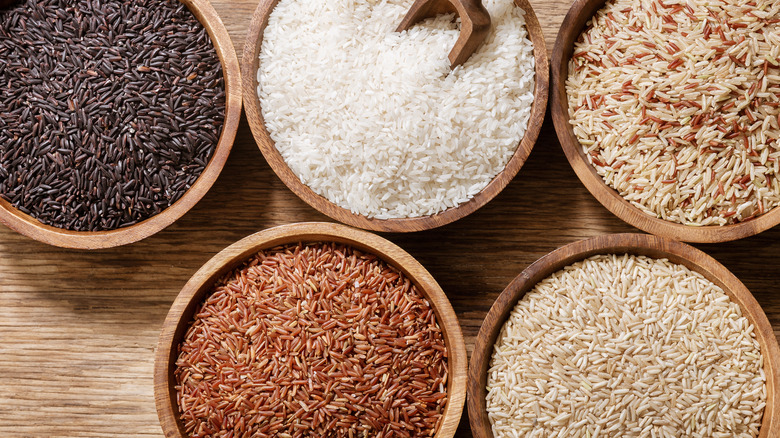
241 0 549 233
550 0 780 243
467 233 780 438
155 222 467 438
0 0 241 249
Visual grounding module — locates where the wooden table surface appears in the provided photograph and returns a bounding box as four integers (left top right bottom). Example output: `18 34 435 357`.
1 0 778 436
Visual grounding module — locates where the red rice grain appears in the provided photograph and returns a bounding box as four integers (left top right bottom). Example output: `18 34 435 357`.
174 242 448 438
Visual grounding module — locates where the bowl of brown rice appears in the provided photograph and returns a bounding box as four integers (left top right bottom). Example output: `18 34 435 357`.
155 222 467 438
468 233 780 438
551 0 780 242
242 0 549 233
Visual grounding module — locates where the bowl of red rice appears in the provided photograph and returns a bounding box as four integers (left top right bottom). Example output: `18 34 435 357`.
468 233 780 438
154 222 467 438
552 0 780 242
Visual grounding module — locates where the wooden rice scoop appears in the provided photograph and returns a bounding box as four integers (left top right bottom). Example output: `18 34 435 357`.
396 0 491 68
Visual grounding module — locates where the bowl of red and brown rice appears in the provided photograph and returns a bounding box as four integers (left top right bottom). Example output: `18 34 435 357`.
468 233 780 438
551 0 780 242
154 222 467 438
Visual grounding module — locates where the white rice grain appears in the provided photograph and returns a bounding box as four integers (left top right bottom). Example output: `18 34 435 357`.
258 0 535 219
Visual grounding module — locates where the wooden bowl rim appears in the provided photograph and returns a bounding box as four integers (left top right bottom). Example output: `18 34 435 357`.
550 0 780 243
467 232 780 438
0 0 242 250
241 0 549 233
154 222 468 438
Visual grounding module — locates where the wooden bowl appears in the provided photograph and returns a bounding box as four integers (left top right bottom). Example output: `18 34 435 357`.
468 233 780 438
550 0 780 243
0 0 241 250
242 0 548 232
154 222 467 438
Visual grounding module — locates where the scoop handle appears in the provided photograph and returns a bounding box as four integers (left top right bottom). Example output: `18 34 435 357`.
396 0 491 68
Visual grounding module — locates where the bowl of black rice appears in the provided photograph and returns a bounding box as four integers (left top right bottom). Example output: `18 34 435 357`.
0 0 241 248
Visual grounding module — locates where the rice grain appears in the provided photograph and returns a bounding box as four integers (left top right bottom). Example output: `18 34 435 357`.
487 254 766 437
567 0 780 226
176 242 449 438
258 0 535 219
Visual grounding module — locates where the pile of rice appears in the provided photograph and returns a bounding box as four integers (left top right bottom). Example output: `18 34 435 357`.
567 0 780 226
487 254 766 437
257 0 535 219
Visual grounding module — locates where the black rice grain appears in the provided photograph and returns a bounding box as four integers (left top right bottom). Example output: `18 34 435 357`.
0 0 225 231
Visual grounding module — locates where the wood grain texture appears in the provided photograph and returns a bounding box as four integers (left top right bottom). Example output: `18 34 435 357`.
154 222 467 438
0 0 242 249
550 0 780 243
396 0 491 68
242 0 548 232
467 234 780 438
0 0 778 437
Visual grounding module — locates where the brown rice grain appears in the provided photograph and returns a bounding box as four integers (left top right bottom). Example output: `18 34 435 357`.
487 254 766 437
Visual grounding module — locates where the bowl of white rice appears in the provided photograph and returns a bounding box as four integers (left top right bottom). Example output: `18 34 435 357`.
551 0 780 242
468 233 780 438
242 0 548 232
